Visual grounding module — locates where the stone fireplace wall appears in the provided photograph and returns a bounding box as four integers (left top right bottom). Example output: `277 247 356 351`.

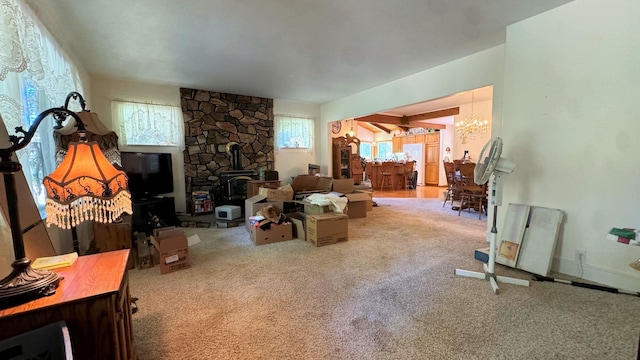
180 88 274 197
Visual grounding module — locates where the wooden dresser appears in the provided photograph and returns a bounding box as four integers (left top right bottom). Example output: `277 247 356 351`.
0 250 136 360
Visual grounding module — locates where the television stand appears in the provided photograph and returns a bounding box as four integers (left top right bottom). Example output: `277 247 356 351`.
131 196 179 234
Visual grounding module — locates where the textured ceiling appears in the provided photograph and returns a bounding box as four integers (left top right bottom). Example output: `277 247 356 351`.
26 0 572 104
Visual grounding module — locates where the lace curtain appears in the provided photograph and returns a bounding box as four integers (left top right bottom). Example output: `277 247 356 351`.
111 101 184 148
0 0 86 215
275 115 314 152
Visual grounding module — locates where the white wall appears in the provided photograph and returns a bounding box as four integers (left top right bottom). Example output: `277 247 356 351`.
452 99 493 162
501 0 640 291
273 99 321 182
356 125 374 142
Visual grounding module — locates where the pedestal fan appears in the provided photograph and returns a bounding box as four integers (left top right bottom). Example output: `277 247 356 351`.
454 137 530 294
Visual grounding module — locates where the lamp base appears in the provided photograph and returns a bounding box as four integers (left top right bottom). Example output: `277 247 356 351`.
0 258 62 308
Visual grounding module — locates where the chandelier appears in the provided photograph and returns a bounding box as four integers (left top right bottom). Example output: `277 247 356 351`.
455 91 489 144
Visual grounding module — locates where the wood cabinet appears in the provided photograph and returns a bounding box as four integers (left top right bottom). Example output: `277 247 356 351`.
404 134 425 144
426 132 439 144
392 136 403 153
333 145 352 179
332 135 361 180
93 216 135 269
93 215 132 253
0 250 135 360
350 154 364 184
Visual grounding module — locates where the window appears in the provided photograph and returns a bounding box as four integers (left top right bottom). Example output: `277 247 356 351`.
377 141 393 159
0 0 85 217
112 101 184 147
360 142 372 160
275 115 313 150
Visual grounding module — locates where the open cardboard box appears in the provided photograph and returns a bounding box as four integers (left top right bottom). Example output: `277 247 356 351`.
290 175 333 198
245 194 285 231
150 228 190 274
259 184 294 201
292 200 334 215
343 192 371 218
250 222 293 245
333 178 373 213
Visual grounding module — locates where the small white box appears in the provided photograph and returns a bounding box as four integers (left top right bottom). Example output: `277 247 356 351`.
215 205 241 220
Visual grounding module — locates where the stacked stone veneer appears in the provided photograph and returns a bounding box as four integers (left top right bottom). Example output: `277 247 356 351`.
180 88 274 197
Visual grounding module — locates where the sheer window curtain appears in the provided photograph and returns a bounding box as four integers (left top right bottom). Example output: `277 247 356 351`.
0 0 86 215
111 101 184 148
275 115 314 153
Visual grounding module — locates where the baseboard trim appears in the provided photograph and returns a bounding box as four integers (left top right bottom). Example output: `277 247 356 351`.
552 257 640 293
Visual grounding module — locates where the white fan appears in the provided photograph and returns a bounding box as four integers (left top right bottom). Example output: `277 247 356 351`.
454 137 529 294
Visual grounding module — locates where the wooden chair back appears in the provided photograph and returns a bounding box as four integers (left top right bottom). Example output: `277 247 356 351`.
457 162 485 192
381 161 396 174
404 161 415 174
443 161 456 187
456 162 487 219
453 159 463 171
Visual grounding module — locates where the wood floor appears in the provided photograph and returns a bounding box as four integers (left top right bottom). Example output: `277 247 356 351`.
372 185 447 199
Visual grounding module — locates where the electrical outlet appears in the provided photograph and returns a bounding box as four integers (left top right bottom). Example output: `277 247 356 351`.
575 248 586 263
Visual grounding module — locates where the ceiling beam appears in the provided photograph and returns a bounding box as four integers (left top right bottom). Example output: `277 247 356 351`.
370 123 392 133
355 114 399 123
405 107 459 122
354 107 458 130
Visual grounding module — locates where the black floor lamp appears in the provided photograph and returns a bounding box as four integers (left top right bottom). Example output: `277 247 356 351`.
0 92 132 307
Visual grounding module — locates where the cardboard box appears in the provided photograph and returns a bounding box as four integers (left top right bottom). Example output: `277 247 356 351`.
333 179 374 212
332 178 355 194
359 190 374 211
286 212 307 240
294 200 333 215
306 213 348 247
245 194 284 231
290 175 333 196
150 228 190 274
343 192 371 219
259 184 294 201
250 222 293 245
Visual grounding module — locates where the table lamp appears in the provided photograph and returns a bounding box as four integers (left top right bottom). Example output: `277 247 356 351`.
0 92 132 307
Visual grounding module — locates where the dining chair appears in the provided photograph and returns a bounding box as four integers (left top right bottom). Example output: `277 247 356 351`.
453 159 462 172
456 162 487 219
442 161 459 207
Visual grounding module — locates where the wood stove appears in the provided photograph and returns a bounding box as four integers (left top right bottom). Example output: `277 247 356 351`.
219 170 258 202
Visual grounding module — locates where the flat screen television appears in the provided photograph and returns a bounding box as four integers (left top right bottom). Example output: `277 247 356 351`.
120 152 174 199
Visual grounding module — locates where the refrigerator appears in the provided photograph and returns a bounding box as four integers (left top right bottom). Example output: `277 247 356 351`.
402 143 425 186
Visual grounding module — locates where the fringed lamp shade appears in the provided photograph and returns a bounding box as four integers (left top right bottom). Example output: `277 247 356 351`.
43 141 132 229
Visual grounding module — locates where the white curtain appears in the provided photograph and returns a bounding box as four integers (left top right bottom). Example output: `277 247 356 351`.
0 0 86 214
111 101 184 148
275 115 314 152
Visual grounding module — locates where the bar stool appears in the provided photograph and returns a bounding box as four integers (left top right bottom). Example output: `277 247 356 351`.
380 162 395 190
396 161 415 190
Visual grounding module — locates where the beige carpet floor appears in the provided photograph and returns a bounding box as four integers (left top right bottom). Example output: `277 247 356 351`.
129 197 640 360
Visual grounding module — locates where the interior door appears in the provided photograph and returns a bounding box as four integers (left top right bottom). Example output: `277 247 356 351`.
425 143 440 185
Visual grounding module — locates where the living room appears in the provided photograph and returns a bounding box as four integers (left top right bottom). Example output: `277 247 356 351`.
1 0 640 359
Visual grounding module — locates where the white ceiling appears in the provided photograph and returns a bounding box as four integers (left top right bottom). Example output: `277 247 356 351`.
26 0 571 105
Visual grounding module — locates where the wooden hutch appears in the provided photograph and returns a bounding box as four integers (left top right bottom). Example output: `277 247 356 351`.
332 134 364 184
